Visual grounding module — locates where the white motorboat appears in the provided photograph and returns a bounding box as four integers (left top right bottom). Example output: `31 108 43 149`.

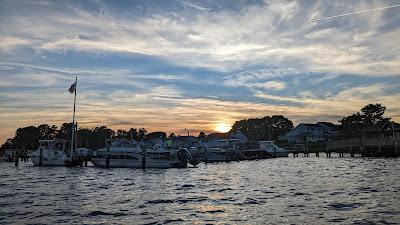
189 146 242 163
31 139 70 166
259 141 289 157
91 139 198 168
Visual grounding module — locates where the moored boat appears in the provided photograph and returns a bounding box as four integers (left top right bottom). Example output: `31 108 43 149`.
91 139 198 168
31 139 71 166
259 141 289 157
189 146 242 163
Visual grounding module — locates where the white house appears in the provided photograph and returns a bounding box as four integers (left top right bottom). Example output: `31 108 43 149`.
285 122 337 143
205 130 248 148
230 130 248 144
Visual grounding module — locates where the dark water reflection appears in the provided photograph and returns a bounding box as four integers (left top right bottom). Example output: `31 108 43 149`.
1 157 399 224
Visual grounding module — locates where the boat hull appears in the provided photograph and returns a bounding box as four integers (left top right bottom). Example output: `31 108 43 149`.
31 155 67 166
201 153 241 163
91 157 187 169
267 151 289 157
190 148 242 163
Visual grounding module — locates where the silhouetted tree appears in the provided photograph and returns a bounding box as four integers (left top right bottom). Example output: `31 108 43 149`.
137 128 147 141
128 128 138 141
92 126 115 149
169 132 176 139
338 103 391 138
198 131 206 142
38 124 58 140
77 128 93 148
14 126 41 150
56 123 74 140
0 138 15 151
361 103 390 126
230 115 293 141
116 129 130 139
146 132 166 140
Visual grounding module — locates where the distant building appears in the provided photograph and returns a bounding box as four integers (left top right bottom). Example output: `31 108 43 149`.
171 136 197 148
206 131 248 148
285 122 338 143
169 131 249 148
145 137 164 148
205 133 228 148
230 130 248 144
361 121 400 139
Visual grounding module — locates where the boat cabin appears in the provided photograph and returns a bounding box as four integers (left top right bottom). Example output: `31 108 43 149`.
105 138 139 147
39 139 67 152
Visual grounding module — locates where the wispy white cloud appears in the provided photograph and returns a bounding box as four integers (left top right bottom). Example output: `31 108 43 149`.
180 0 210 12
0 37 31 51
1 0 399 75
254 83 400 117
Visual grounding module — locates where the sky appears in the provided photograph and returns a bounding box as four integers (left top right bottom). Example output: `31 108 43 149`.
0 0 400 143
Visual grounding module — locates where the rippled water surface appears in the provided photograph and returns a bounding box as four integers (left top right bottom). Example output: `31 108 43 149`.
1 157 400 224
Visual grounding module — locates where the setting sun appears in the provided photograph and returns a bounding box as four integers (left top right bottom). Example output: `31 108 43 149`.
215 122 231 133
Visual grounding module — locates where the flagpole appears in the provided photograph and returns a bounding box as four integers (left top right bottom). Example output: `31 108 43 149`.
70 77 77 160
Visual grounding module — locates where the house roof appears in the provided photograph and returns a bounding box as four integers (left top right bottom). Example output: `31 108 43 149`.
298 123 321 127
230 130 247 139
317 122 338 129
207 132 229 140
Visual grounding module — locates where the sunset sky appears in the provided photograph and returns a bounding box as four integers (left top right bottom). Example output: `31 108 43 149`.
1 0 400 143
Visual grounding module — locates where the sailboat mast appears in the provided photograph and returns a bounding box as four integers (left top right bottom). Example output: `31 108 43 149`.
70 77 77 158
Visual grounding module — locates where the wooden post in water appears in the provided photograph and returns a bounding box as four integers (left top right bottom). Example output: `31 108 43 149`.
14 150 19 167
105 145 110 168
205 146 208 163
378 130 382 157
395 133 399 157
361 132 365 157
392 122 398 156
39 147 43 167
141 148 146 169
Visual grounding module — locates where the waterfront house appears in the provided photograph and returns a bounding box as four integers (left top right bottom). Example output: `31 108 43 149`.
206 131 248 147
360 122 400 153
171 135 197 148
206 133 229 147
326 121 399 156
285 122 338 143
230 130 248 144
145 137 164 148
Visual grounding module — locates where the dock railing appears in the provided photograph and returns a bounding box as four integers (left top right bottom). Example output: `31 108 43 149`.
327 137 396 150
327 138 361 150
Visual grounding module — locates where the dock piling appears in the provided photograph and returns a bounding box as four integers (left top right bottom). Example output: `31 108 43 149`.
39 148 43 167
141 149 146 170
14 152 19 167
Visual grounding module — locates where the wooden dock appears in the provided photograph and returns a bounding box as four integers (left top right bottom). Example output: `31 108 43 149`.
281 136 399 157
327 136 399 157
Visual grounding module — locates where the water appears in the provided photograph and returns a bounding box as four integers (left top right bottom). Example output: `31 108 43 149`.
1 157 399 224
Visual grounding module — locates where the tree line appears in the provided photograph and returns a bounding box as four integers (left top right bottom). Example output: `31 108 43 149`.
0 123 148 151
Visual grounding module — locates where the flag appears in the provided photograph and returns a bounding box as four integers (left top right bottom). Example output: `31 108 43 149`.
68 81 76 94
